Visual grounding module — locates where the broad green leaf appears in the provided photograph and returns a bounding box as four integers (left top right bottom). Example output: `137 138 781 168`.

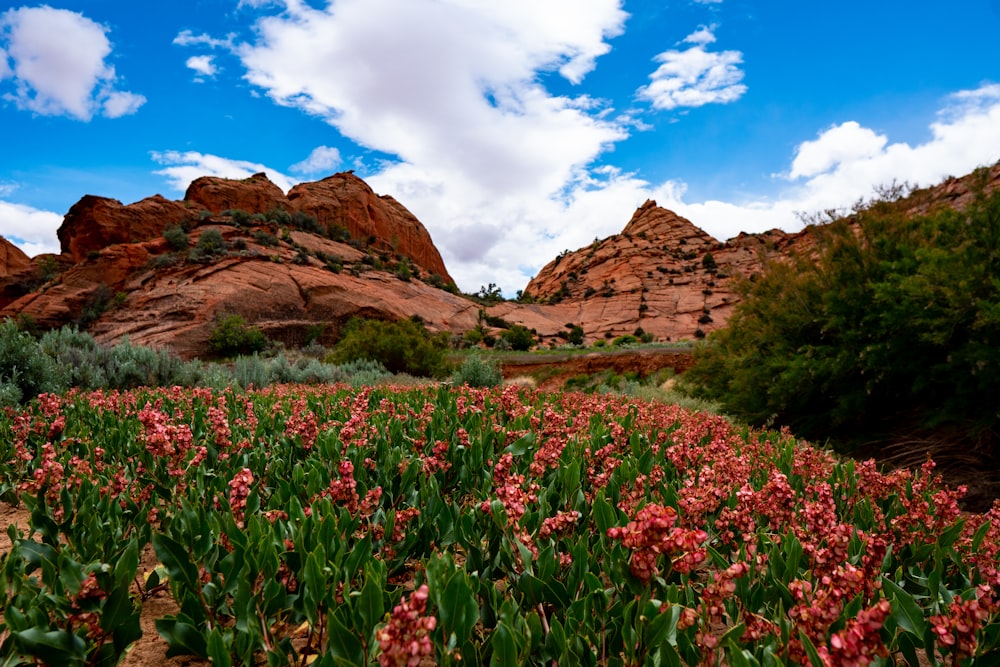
13 628 87 667
154 617 209 659
882 578 927 638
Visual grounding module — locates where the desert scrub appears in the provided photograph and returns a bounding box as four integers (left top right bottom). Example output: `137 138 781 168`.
451 353 503 388
208 313 269 357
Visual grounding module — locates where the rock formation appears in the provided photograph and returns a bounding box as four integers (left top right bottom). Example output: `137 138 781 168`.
0 172 466 357
286 173 452 281
0 237 31 277
57 195 195 263
496 201 791 344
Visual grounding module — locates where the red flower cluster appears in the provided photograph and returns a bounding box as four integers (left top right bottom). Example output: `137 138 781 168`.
607 503 708 582
376 584 437 666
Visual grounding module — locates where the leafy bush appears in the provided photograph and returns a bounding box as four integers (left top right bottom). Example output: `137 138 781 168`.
208 314 269 358
163 225 190 250
452 353 503 388
328 318 450 377
499 324 535 351
612 334 639 347
252 229 280 247
567 325 584 346
189 228 228 262
685 182 1000 462
0 319 67 404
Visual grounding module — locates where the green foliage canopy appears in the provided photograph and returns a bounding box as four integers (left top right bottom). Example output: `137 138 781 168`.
685 180 1000 452
329 317 450 377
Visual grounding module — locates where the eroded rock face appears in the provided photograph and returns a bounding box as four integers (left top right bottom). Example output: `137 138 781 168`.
506 200 790 343
57 195 197 263
0 237 31 277
185 172 291 215
287 173 453 283
85 246 478 359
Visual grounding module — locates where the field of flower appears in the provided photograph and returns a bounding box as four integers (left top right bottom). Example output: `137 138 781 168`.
0 383 998 666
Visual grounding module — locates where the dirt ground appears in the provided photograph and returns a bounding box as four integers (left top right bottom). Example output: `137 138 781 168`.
498 348 694 391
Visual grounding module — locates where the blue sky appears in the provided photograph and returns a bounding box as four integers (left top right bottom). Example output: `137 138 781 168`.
2 0 999 293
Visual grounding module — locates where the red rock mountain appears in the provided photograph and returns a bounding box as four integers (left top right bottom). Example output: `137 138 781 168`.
492 161 1000 345
491 201 797 343
0 172 470 357
0 237 31 276
1 162 996 357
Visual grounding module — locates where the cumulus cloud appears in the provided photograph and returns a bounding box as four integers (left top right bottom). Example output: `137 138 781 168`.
150 151 295 193
788 121 888 180
237 0 628 199
290 146 342 175
670 83 1000 243
185 55 218 79
0 6 145 120
0 200 62 256
636 25 746 111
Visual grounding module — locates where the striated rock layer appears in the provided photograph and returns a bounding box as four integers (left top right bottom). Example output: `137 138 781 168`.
500 201 798 344
0 172 467 357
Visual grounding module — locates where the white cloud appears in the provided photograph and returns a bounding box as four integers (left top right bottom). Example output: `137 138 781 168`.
237 0 628 200
636 26 746 110
103 90 147 118
173 30 233 50
669 83 1000 243
788 121 888 180
0 6 144 120
0 200 62 256
0 46 10 79
150 151 296 193
185 55 218 79
290 146 342 175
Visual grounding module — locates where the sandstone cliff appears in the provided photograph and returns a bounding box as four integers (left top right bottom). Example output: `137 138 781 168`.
0 173 468 357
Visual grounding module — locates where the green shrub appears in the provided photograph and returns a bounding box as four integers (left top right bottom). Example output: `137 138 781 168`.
0 319 67 403
452 354 503 388
252 230 279 247
163 225 190 250
208 314 269 358
499 324 535 351
685 180 1000 457
567 325 584 346
328 318 450 377
611 334 639 347
189 229 228 262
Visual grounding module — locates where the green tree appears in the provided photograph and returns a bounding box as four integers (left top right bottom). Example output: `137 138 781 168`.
500 324 535 351
329 318 450 377
685 179 1000 456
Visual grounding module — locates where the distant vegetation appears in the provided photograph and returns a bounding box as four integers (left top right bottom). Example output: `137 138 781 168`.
685 174 1000 478
0 321 390 406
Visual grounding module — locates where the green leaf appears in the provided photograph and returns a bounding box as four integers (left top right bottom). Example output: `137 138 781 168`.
152 532 201 594
207 628 233 667
326 611 364 666
797 630 825 667
592 492 617 536
113 539 139 585
882 578 927 639
491 621 520 667
13 628 87 666
440 571 480 644
357 564 385 636
155 617 209 658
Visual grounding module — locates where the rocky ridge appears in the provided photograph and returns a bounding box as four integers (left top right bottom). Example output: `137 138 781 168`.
0 172 471 357
0 162 996 358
